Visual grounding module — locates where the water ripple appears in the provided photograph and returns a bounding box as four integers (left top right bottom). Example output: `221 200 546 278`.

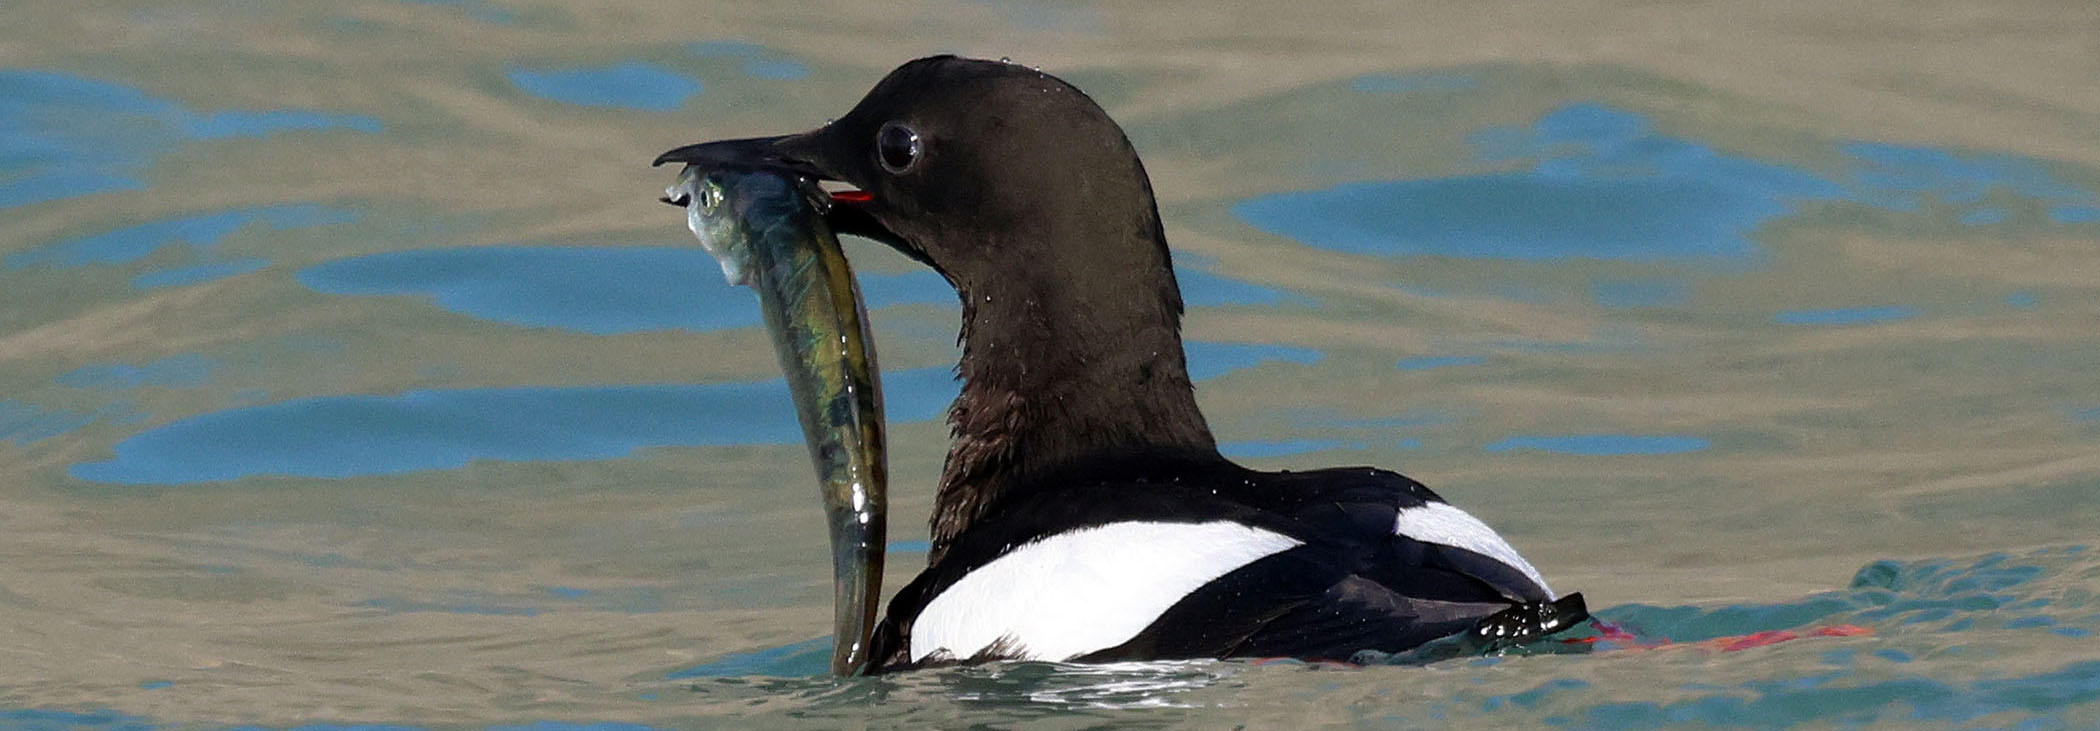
1235 104 1842 263
506 63 702 112
69 367 958 485
297 245 952 335
0 70 379 209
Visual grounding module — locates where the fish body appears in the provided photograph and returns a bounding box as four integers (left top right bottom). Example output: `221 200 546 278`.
666 166 887 676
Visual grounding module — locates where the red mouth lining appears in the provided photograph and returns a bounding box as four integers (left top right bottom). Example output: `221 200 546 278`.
831 190 874 204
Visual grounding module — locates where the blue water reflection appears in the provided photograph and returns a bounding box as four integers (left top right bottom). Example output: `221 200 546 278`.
0 708 154 731
1172 251 1304 308
1840 142 2100 214
1350 71 1478 94
70 367 958 485
1957 208 2006 226
1237 103 2100 266
7 204 356 288
401 0 515 24
0 70 380 209
298 246 952 334
361 585 664 616
1483 434 1710 456
1182 341 1323 381
130 258 273 289
1592 280 1690 310
507 63 702 111
1222 408 1448 459
1291 408 1458 430
359 596 542 617
1218 438 1361 459
8 205 351 268
2 401 107 445
56 354 214 390
1236 104 1844 263
1773 306 1919 327
686 41 809 81
668 637 833 678
1395 355 1487 371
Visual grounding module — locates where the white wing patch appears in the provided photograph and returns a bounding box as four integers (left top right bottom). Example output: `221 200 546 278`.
910 521 1303 663
1393 502 1553 596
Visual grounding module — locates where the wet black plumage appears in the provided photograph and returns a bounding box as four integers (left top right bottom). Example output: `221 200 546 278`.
657 55 1585 672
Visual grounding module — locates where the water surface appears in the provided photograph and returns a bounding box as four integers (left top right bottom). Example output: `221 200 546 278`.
4 1 2100 727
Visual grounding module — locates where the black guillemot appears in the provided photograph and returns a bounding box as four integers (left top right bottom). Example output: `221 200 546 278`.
656 55 1587 672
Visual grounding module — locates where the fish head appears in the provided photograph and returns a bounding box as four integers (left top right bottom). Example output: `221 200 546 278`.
665 165 808 287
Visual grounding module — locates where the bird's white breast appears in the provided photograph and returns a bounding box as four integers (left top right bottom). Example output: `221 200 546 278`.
909 521 1303 663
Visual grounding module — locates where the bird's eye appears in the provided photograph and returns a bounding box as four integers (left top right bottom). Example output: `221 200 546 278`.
877 121 920 174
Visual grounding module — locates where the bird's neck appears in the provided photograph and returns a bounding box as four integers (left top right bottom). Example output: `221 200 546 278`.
927 248 1219 559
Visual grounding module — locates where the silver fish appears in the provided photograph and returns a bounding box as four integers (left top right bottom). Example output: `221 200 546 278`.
666 165 886 676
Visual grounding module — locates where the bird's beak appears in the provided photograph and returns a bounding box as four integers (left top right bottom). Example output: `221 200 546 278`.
653 133 828 178
655 131 926 268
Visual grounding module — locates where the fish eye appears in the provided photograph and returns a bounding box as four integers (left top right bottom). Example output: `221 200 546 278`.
877 121 921 174
699 183 723 210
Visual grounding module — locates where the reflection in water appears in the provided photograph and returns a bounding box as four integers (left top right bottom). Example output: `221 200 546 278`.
302 245 763 334
670 637 833 678
1171 251 1307 308
1840 142 2100 214
1222 408 1448 461
6 205 357 289
56 354 215 390
508 63 703 112
1773 306 1920 327
1350 71 1479 94
505 43 814 112
688 41 811 81
1483 434 1710 456
1181 341 1323 381
0 70 379 209
1235 104 1844 263
401 0 516 25
297 245 954 334
1234 102 2100 274
130 257 273 289
0 708 156 731
1217 438 1363 460
1393 354 1487 371
69 367 959 485
362 585 665 616
1590 279 1689 310
8 206 356 269
1959 208 2007 226
0 401 124 445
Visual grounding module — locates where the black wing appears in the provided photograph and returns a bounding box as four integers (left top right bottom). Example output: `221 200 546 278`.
1086 466 1586 662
